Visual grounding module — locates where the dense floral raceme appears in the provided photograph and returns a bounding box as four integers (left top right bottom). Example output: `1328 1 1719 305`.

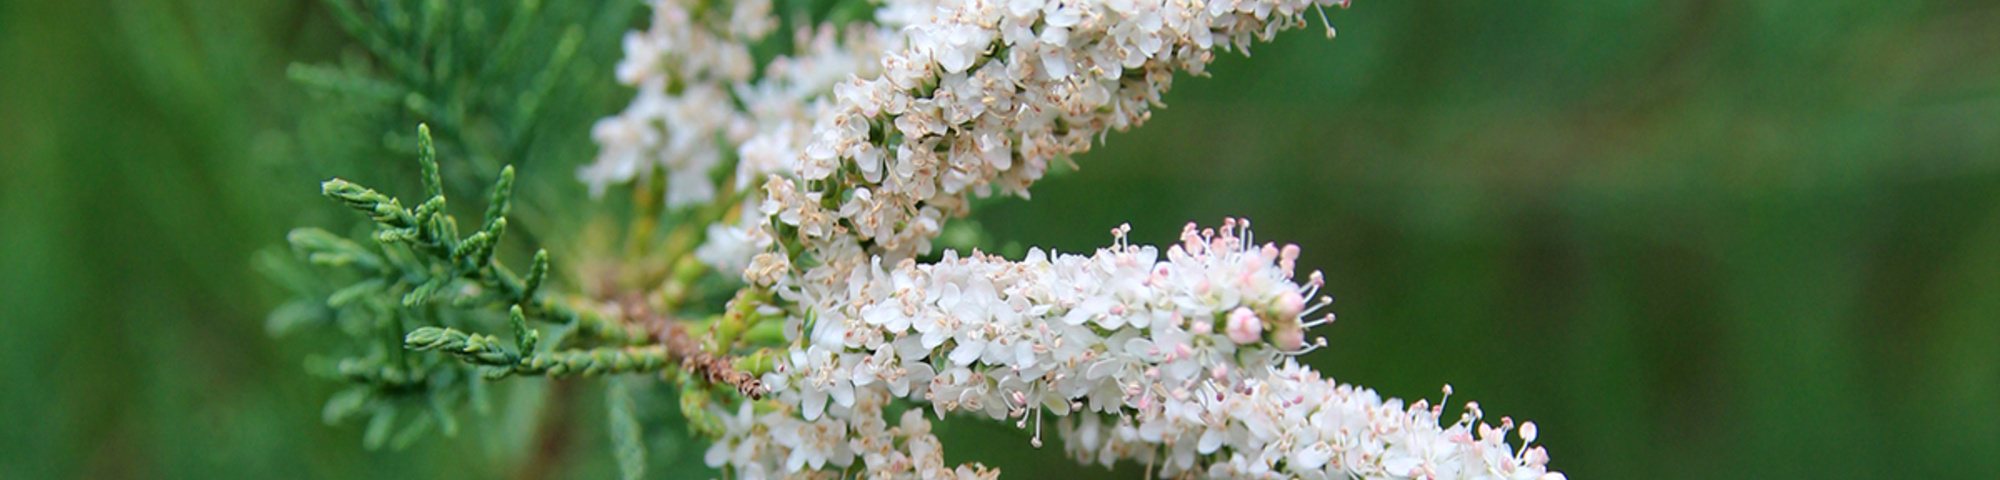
755 0 1359 266
734 220 1563 479
587 0 1565 479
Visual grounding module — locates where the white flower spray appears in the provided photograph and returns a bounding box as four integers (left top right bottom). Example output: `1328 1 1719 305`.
587 1 1566 478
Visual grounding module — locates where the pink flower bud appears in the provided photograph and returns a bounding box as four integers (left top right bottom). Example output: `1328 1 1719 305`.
1273 323 1305 351
1226 307 1262 344
1276 290 1305 319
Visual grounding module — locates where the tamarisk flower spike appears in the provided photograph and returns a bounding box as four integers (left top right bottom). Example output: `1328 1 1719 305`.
759 0 1362 266
716 220 1563 479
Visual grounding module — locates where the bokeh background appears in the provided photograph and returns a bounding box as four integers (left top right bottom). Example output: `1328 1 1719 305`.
5 0 1998 479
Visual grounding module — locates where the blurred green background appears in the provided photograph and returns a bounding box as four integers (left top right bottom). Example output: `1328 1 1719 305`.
5 0 1998 478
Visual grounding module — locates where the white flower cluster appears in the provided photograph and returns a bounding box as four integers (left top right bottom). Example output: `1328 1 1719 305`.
581 0 892 210
1060 361 1561 479
589 1 1565 479
762 0 1355 263
771 219 1327 421
726 220 1561 479
706 387 1001 479
581 0 769 207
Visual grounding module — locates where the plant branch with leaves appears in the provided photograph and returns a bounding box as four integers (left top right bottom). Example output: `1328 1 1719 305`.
267 0 1566 479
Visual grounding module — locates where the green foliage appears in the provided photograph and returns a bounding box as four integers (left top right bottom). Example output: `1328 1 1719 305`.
289 0 637 229
260 0 681 470
405 325 675 377
607 378 648 480
280 123 738 476
266 125 639 449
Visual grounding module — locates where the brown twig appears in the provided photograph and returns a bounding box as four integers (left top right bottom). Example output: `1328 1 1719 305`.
663 322 768 399
613 293 768 400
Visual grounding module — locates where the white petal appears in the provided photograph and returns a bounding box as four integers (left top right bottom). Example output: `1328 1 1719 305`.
949 340 986 365
802 390 828 421
1198 428 1224 454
